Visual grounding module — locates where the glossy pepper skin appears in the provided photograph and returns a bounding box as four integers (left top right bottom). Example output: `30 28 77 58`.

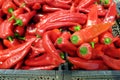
14 11 36 26
2 0 17 15
3 38 20 48
42 31 65 65
68 57 109 70
0 20 14 39
103 45 120 59
25 53 56 66
104 2 117 23
70 22 114 46
0 38 35 62
77 43 92 60
99 54 120 70
0 38 35 69
55 32 77 56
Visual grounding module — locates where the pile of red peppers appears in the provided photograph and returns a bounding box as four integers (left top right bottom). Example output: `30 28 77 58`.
0 0 120 70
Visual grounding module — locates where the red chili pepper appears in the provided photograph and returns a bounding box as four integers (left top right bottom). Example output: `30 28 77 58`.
104 2 117 23
100 0 112 8
0 17 3 24
32 3 41 10
29 39 45 58
68 57 109 70
99 31 113 45
42 31 65 65
86 4 98 26
99 54 120 70
14 11 36 26
0 41 4 50
0 38 35 69
25 53 57 66
70 22 114 46
26 24 36 36
49 29 62 43
76 0 95 11
69 25 81 32
55 32 77 56
77 43 92 60
22 65 57 70
24 0 44 5
0 0 4 8
0 20 14 39
114 38 120 48
97 4 107 17
43 5 63 12
2 0 17 15
14 60 24 69
13 0 30 12
0 38 35 62
3 37 20 48
14 26 25 36
103 45 120 59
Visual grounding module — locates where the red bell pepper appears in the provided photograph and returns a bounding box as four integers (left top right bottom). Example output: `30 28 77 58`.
0 38 35 62
3 37 20 48
55 32 77 56
68 57 109 70
14 11 36 26
70 22 114 46
42 31 65 65
104 2 117 23
77 43 92 60
2 0 17 15
0 20 14 39
0 38 35 69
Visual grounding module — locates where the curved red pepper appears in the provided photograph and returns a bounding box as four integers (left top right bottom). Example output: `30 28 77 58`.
68 57 109 70
14 11 36 26
104 2 117 23
2 0 17 15
55 32 77 56
99 54 120 70
14 60 24 69
42 31 65 65
25 53 56 66
0 38 35 62
3 38 20 48
77 43 92 60
0 20 14 39
114 38 120 48
0 38 35 69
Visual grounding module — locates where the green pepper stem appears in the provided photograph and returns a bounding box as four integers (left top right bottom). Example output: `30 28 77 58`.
74 25 81 31
18 36 25 40
104 37 112 44
57 38 62 44
7 36 13 42
14 19 23 26
8 15 15 21
60 52 65 59
14 32 20 37
70 35 79 44
79 47 88 55
8 8 14 13
36 34 41 38
90 42 95 48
